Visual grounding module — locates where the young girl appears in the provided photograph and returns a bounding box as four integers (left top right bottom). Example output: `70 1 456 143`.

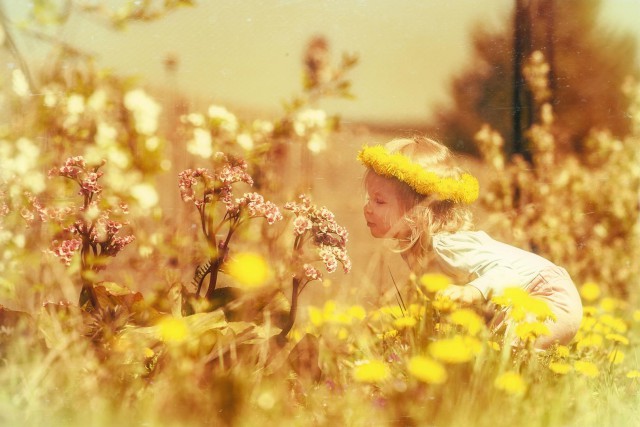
358 136 583 349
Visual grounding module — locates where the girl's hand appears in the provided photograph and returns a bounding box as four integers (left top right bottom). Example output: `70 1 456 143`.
439 285 484 305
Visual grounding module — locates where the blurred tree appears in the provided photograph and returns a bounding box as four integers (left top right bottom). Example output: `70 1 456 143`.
428 0 639 157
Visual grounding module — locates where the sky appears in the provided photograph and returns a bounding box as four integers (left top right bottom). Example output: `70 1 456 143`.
5 0 640 124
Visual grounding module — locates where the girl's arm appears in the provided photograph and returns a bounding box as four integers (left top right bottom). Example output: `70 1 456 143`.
433 231 545 301
440 284 484 305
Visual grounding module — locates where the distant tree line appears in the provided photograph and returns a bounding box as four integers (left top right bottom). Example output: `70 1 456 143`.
428 0 639 158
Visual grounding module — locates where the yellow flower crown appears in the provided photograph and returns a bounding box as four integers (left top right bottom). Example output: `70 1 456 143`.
357 145 479 204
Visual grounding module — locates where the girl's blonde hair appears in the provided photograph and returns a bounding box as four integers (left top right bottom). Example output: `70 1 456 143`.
365 136 475 272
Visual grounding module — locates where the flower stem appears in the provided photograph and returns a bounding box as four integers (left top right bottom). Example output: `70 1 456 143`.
277 275 301 346
204 222 235 300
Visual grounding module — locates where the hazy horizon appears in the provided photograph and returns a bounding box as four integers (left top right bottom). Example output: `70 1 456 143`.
5 0 640 124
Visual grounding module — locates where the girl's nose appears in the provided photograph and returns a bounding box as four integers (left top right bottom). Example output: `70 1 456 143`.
363 200 372 215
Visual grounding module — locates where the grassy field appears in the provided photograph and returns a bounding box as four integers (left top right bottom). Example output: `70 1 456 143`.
1 122 639 427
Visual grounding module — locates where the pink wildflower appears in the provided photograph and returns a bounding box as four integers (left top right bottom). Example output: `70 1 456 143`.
106 220 123 235
178 168 227 205
235 192 283 224
48 156 88 179
47 206 74 223
284 194 312 215
333 247 352 273
286 194 351 276
263 203 283 225
23 193 47 223
219 164 253 186
178 169 200 202
303 263 322 281
318 245 339 273
335 225 349 242
79 172 103 196
65 156 87 169
293 216 313 235
178 170 195 201
20 207 35 225
22 194 76 226
91 217 109 243
219 186 234 210
50 239 82 266
102 235 135 257
213 153 254 187
317 207 335 222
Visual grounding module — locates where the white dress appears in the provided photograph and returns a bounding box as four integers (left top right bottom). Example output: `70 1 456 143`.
431 230 556 299
431 230 583 347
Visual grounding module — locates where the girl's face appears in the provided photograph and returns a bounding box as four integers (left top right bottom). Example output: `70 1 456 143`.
363 173 409 239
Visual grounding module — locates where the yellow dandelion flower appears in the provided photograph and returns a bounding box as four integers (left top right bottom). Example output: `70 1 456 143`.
408 356 447 384
308 306 324 327
555 345 570 358
576 333 603 350
492 287 556 321
593 322 609 335
494 371 527 396
449 308 485 336
348 305 367 321
582 306 598 317
434 322 453 335
465 335 483 354
335 313 352 325
394 316 417 329
549 362 572 375
488 341 501 351
419 273 452 293
579 281 601 302
429 336 480 364
408 303 425 319
608 350 625 365
599 314 627 334
338 327 349 341
574 360 599 378
323 300 337 317
353 360 391 383
508 306 527 322
580 316 597 332
377 329 399 340
379 305 405 318
524 299 556 321
626 370 640 379
492 287 529 307
432 295 456 313
599 297 620 313
605 333 629 345
158 316 189 343
515 321 551 342
226 252 271 288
